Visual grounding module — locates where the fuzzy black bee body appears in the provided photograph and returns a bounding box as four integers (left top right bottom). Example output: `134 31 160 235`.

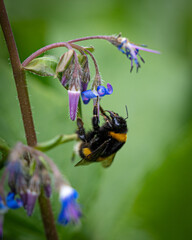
76 103 128 167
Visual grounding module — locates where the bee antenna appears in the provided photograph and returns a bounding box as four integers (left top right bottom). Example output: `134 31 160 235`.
124 105 128 120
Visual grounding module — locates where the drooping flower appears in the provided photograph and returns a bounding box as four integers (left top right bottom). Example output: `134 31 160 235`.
68 87 81 121
6 143 53 217
58 185 82 225
109 36 160 72
81 83 113 104
26 174 40 216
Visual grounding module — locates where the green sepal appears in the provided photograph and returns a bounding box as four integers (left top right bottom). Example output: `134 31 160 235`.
84 46 95 52
24 55 59 77
29 159 37 176
38 156 51 172
55 50 74 74
78 54 87 65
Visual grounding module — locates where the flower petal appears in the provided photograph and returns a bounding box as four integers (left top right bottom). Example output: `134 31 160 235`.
58 185 82 225
68 90 80 121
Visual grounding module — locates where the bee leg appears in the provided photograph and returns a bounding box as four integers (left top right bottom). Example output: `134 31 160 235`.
100 105 112 127
77 117 87 142
100 106 110 120
92 99 100 132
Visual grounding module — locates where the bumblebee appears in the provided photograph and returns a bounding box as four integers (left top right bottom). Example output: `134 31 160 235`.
75 101 128 167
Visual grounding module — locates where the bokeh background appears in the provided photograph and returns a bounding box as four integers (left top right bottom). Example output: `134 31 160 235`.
0 0 192 239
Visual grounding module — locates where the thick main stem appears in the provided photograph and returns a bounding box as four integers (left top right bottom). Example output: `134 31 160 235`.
0 1 58 239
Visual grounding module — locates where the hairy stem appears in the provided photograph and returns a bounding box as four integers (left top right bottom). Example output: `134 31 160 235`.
0 1 58 239
22 42 73 67
68 35 111 43
22 35 111 67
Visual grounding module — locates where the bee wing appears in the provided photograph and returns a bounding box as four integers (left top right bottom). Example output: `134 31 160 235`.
75 139 110 167
75 159 92 167
101 153 116 168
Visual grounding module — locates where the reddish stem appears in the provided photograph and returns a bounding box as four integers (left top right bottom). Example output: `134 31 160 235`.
22 35 111 67
0 0 58 239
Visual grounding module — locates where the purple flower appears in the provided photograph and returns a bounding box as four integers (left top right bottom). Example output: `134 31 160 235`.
68 88 81 121
58 185 82 225
116 37 160 72
25 175 40 216
81 83 113 104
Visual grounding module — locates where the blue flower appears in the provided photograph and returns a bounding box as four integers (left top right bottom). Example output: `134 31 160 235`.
81 83 113 104
116 37 160 72
58 185 82 225
6 192 23 209
0 193 23 239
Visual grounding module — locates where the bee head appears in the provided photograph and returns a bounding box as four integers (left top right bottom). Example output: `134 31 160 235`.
106 110 127 131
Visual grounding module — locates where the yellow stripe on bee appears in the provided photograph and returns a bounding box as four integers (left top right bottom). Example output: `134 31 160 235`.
82 147 92 157
109 132 127 142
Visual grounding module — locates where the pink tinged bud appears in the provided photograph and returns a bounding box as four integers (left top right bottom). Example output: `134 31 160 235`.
68 89 80 121
25 175 40 216
19 191 28 208
26 190 38 216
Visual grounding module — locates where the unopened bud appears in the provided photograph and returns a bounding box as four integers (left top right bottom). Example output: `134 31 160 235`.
26 175 40 216
41 169 52 198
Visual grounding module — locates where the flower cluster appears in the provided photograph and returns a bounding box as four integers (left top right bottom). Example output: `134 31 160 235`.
55 45 114 121
0 142 81 239
23 34 159 122
6 143 51 216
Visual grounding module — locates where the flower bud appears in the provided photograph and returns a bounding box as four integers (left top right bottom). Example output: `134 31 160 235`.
68 87 80 121
26 175 40 216
80 56 90 91
16 175 28 208
41 169 52 198
7 161 22 193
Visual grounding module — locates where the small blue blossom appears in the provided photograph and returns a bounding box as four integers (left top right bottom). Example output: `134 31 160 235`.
116 37 160 72
0 193 23 239
58 185 82 225
6 192 23 209
81 83 113 104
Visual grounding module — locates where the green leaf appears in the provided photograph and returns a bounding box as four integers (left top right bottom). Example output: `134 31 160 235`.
24 55 59 77
38 156 51 171
29 159 37 176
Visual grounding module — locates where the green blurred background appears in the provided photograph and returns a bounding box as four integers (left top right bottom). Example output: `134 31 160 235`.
0 0 192 239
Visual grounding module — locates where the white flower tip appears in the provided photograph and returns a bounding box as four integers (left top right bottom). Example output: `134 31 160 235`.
59 185 74 199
